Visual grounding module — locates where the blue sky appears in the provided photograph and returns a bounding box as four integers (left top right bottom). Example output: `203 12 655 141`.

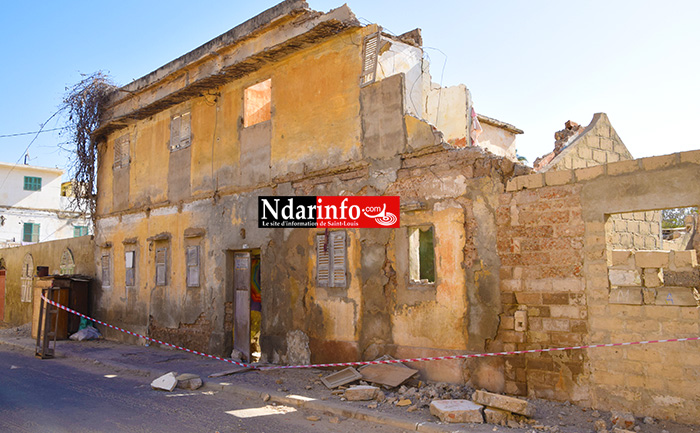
1 1 699 176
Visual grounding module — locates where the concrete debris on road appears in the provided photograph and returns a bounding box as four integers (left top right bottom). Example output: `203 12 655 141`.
176 373 203 390
151 372 178 391
344 385 379 401
429 399 484 423
321 367 362 389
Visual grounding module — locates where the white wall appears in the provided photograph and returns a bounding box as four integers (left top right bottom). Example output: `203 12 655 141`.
0 163 63 209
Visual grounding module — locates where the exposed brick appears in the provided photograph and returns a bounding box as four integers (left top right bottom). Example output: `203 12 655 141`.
608 269 641 287
515 292 543 305
643 268 664 288
549 305 584 319
655 287 698 307
542 293 569 305
609 249 634 267
542 318 570 332
472 390 534 417
550 332 583 347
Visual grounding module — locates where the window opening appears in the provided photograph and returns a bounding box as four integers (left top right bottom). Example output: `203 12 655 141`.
114 133 130 169
244 79 271 127
409 226 435 284
155 247 168 286
60 249 75 275
125 250 135 287
169 112 191 151
316 231 347 288
186 246 200 288
101 253 111 288
20 254 33 303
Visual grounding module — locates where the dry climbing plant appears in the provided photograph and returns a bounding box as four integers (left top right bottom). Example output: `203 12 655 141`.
61 71 116 221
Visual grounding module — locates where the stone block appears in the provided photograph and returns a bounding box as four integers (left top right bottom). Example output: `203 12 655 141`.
484 407 510 425
655 287 698 306
643 268 664 288
608 269 641 287
575 165 605 181
176 373 203 390
472 390 534 417
607 159 640 176
519 174 544 190
609 288 643 305
680 149 700 164
663 269 700 287
634 251 669 268
430 400 484 423
642 287 657 305
671 250 698 270
642 153 677 171
544 170 573 186
345 385 379 401
151 372 178 391
609 250 634 267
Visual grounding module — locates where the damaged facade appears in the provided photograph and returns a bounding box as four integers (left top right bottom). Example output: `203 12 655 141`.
80 0 700 424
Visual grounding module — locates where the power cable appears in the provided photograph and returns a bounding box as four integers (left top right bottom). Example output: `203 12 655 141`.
0 127 65 139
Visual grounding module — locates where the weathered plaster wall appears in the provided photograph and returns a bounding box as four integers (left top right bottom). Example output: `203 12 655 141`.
478 122 518 161
499 150 700 424
0 236 95 324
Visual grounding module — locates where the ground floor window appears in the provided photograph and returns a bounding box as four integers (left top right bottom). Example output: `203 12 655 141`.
409 226 436 284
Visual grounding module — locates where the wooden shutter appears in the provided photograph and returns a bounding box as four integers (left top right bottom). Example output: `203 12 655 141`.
155 248 167 286
360 32 380 87
316 234 330 287
170 115 181 151
330 231 347 287
186 245 200 288
114 134 129 169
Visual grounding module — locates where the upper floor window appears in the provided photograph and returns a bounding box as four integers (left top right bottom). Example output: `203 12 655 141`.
23 176 42 191
244 79 271 127
74 226 89 237
169 112 191 151
23 223 40 243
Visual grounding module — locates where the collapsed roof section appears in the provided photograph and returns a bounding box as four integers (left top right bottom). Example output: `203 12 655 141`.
96 0 521 161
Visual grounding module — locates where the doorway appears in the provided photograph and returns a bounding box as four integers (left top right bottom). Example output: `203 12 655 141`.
232 249 262 362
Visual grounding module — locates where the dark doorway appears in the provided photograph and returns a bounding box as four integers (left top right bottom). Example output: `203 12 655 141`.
232 249 262 362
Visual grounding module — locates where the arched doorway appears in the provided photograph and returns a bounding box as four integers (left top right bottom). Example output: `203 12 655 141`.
60 249 75 275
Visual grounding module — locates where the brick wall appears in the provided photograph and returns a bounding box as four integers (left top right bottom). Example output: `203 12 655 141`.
495 184 589 401
497 149 700 423
607 211 662 250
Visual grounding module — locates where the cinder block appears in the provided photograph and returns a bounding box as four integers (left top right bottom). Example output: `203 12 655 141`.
642 287 657 305
609 287 643 305
643 268 664 288
608 269 641 287
472 390 534 417
655 287 698 307
544 170 573 186
635 251 669 268
609 250 634 267
642 153 677 171
607 159 640 176
519 174 544 190
430 400 484 423
671 250 698 270
575 165 605 181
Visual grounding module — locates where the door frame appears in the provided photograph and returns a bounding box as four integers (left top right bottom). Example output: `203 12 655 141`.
227 248 261 363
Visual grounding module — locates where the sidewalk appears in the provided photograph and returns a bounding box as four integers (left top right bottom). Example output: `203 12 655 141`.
0 326 485 433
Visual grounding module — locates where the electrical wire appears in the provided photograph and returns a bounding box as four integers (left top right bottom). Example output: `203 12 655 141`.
0 127 65 139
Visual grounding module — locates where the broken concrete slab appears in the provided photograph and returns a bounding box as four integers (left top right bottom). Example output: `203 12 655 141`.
321 367 362 389
430 399 484 423
472 390 534 417
176 373 203 390
208 366 253 377
151 372 178 391
345 385 379 401
484 407 510 425
358 362 418 388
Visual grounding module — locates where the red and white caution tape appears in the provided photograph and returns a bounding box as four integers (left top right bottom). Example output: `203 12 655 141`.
42 294 700 371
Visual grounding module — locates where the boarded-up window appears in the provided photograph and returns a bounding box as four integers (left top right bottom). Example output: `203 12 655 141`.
114 133 130 169
20 254 33 303
101 253 111 288
125 250 135 287
244 79 271 127
316 231 347 288
155 247 168 286
186 246 200 288
359 32 380 87
169 112 191 151
408 226 435 284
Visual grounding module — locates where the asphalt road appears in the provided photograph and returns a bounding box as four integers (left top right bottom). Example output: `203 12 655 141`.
0 346 402 433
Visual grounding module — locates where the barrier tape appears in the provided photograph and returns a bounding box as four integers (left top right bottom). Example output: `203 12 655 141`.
42 294 700 371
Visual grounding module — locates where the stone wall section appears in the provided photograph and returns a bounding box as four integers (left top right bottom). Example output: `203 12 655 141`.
606 211 662 250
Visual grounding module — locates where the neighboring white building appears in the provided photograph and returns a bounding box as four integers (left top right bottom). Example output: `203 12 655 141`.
0 162 90 247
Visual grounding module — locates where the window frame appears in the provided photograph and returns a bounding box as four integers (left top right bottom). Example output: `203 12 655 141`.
316 230 347 288
155 247 168 286
408 225 436 285
185 245 200 288
101 253 111 288
22 222 40 243
125 250 136 288
243 79 272 127
169 112 191 151
23 176 42 191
